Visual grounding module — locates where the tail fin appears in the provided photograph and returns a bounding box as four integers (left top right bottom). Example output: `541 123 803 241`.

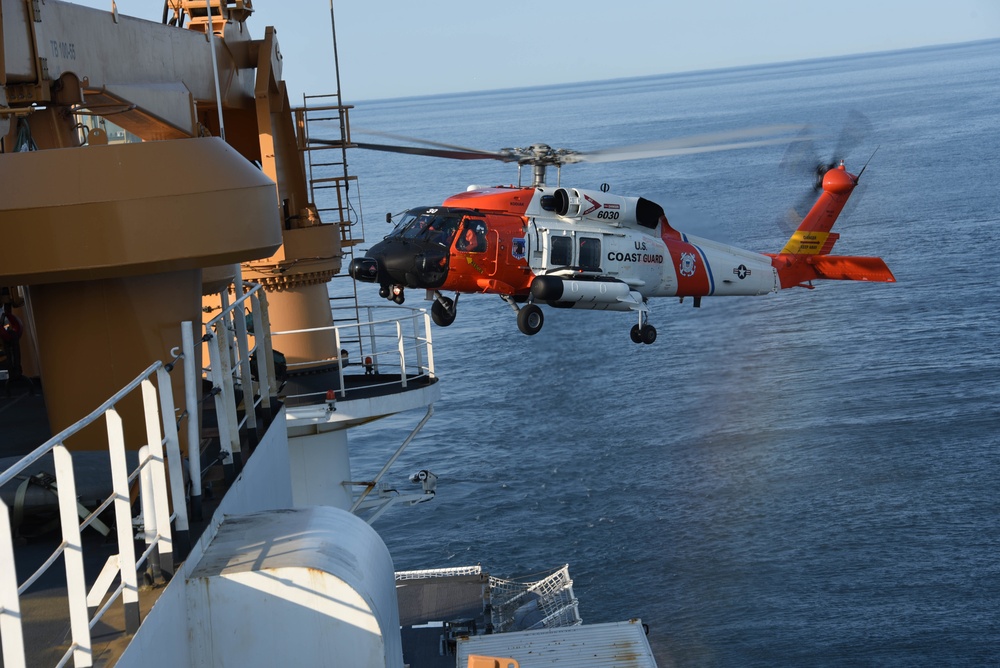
770 163 895 288
779 163 855 255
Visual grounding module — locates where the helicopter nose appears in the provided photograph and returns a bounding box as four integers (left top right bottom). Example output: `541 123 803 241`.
412 247 449 287
360 240 450 289
349 257 379 282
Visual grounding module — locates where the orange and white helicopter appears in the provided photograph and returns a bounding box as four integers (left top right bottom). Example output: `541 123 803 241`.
335 126 895 344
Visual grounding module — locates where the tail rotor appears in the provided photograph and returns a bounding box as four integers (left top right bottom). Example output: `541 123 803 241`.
777 111 873 232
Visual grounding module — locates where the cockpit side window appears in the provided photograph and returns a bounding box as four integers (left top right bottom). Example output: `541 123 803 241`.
395 209 462 246
550 236 572 266
388 211 418 237
396 211 433 239
455 219 487 253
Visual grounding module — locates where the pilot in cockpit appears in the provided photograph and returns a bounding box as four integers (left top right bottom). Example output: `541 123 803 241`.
456 222 486 252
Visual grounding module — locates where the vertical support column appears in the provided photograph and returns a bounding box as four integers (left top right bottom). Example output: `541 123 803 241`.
209 323 241 483
424 311 436 380
258 290 278 405
141 378 173 577
137 445 163 583
366 306 379 374
53 445 93 667
231 276 258 450
181 321 203 522
0 499 26 668
396 321 407 388
249 294 272 424
218 318 243 468
157 365 191 558
412 315 424 378
107 408 141 634
287 430 353 510
334 327 345 399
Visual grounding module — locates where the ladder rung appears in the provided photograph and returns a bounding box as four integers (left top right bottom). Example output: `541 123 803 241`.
301 145 349 153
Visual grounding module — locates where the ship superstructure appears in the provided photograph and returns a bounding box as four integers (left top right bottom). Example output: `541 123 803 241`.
0 2 656 666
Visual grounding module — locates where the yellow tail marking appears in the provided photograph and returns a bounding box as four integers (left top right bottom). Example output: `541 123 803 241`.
780 230 831 255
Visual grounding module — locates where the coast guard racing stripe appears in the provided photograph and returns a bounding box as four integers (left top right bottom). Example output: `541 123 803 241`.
666 237 713 296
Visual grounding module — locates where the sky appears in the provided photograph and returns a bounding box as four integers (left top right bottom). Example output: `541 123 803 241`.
71 1 999 102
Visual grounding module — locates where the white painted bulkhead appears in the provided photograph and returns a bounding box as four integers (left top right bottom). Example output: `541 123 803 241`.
115 406 294 666
185 506 403 668
115 406 404 667
288 429 353 509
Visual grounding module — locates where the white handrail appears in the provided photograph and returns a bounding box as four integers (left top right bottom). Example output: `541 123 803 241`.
203 283 275 481
271 304 435 403
0 361 158 489
0 356 192 668
0 294 437 666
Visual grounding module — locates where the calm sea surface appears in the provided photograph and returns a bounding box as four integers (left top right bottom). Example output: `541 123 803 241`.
334 40 1000 666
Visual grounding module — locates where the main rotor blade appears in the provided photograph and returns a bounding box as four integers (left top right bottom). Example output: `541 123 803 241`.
351 127 497 156
575 124 811 164
333 124 813 168
352 141 512 161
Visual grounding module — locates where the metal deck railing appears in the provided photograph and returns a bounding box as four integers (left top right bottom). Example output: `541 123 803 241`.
490 565 582 633
0 280 437 666
0 282 275 668
202 282 277 483
0 357 195 668
273 304 436 408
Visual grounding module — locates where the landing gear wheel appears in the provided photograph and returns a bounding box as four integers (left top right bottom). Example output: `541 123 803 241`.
517 304 544 336
379 285 390 299
630 324 642 344
392 293 405 305
431 297 457 327
641 325 657 345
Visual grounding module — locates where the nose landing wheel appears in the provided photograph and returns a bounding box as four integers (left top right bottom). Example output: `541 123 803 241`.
431 292 458 327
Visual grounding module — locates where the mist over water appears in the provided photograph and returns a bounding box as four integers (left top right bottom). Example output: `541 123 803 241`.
332 41 1000 666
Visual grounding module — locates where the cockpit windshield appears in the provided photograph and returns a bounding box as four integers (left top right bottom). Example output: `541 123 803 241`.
389 208 464 246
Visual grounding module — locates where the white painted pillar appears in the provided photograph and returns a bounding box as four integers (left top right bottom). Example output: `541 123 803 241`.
287 430 353 509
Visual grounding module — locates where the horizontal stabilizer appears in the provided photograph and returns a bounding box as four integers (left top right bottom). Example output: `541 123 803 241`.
808 255 895 282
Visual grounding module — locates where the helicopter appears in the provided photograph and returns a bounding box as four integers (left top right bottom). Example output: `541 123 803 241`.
329 125 895 344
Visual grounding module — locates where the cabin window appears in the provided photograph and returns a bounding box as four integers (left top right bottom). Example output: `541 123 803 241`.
579 237 601 271
456 219 487 253
550 236 572 266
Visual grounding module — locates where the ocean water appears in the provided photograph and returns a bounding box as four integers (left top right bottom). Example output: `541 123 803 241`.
335 40 1000 666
